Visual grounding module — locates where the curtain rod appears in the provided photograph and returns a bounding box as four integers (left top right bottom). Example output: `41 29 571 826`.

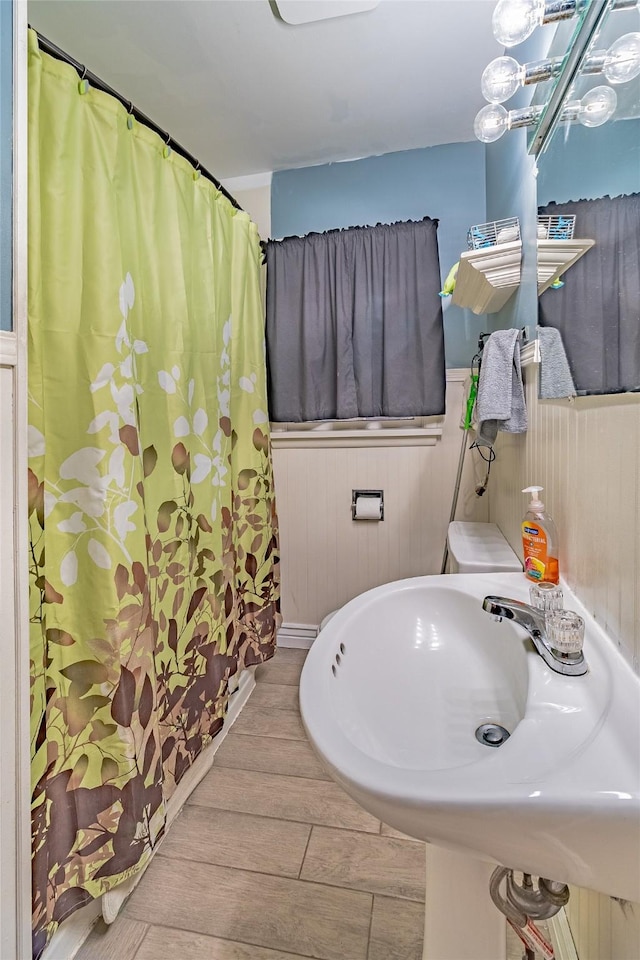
31 28 245 215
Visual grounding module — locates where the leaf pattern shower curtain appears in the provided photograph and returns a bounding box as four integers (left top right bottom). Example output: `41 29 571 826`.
27 32 280 956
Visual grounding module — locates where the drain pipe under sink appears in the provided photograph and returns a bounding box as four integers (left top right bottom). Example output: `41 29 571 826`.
490 866 568 959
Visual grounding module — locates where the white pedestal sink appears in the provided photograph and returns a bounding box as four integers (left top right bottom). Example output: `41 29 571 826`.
299 573 640 957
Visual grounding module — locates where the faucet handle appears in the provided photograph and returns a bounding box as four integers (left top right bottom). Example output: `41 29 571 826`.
529 581 564 617
546 610 585 658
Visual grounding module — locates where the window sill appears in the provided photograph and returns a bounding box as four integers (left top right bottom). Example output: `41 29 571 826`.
269 369 468 448
271 426 442 449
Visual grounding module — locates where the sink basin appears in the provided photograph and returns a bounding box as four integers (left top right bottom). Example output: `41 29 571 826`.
300 572 640 902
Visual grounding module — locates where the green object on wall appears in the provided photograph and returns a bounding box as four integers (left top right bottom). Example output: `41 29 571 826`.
440 260 459 297
463 373 479 431
27 31 280 956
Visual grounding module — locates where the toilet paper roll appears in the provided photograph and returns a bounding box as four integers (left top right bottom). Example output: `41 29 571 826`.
354 496 382 520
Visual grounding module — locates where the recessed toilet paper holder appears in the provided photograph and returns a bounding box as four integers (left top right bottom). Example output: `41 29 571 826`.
352 489 384 521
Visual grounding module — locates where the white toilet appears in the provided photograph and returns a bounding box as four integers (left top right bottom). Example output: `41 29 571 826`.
447 521 521 573
319 609 339 632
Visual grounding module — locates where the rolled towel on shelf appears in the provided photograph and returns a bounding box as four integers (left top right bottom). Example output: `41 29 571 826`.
476 329 527 446
496 226 519 244
537 325 576 399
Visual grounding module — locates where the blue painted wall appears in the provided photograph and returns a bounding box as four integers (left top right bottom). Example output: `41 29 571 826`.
271 143 488 368
537 117 640 206
0 1 12 332
485 126 539 336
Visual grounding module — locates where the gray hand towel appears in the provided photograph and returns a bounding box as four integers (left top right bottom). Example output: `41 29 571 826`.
476 329 527 445
537 325 576 399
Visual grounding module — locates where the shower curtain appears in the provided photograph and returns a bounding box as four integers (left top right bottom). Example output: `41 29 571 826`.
27 32 280 957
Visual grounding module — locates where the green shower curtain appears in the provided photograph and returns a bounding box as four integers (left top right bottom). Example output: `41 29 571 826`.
27 32 280 957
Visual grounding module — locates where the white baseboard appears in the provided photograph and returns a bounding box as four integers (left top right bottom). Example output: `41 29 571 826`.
277 622 318 649
42 667 257 960
40 900 102 960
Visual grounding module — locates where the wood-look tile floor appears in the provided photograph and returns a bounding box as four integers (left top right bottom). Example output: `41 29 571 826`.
77 648 529 960
78 648 427 960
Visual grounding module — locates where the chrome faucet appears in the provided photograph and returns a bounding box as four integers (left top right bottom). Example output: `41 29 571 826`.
482 596 587 676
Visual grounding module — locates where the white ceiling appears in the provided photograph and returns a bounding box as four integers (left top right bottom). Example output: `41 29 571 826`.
28 0 499 179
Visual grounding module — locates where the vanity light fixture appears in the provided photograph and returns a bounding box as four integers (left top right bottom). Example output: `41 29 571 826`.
598 31 640 82
477 0 639 149
474 84 617 141
474 103 542 143
492 0 638 48
481 31 640 103
481 55 563 103
563 83 618 124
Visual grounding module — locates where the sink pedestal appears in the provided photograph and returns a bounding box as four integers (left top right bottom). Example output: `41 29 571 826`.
423 845 506 960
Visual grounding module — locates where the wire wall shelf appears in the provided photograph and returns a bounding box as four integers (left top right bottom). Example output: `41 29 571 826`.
537 215 576 240
467 218 521 251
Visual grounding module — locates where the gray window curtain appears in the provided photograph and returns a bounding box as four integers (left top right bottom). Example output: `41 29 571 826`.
265 218 446 421
538 194 640 394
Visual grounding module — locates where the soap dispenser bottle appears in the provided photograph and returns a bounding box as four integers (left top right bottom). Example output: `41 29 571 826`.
521 486 560 584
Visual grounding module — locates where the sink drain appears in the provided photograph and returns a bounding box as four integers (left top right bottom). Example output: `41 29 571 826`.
475 723 510 748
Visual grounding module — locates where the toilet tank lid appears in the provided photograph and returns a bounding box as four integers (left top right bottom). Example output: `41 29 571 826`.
447 521 521 571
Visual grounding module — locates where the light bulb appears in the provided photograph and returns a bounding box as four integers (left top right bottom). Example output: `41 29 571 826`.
578 85 617 127
482 56 524 102
492 0 545 47
474 103 509 142
603 32 640 84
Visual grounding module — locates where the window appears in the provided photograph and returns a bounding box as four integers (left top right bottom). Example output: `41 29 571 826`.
265 218 446 422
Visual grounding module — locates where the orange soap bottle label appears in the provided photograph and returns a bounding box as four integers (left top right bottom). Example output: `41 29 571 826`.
521 521 559 584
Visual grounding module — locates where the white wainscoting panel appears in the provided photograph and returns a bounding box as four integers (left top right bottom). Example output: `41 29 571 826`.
0 357 22 960
273 373 489 626
565 888 640 960
489 360 640 959
489 363 640 672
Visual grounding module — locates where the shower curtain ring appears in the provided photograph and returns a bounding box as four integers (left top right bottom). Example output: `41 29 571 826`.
162 132 172 159
78 65 90 96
